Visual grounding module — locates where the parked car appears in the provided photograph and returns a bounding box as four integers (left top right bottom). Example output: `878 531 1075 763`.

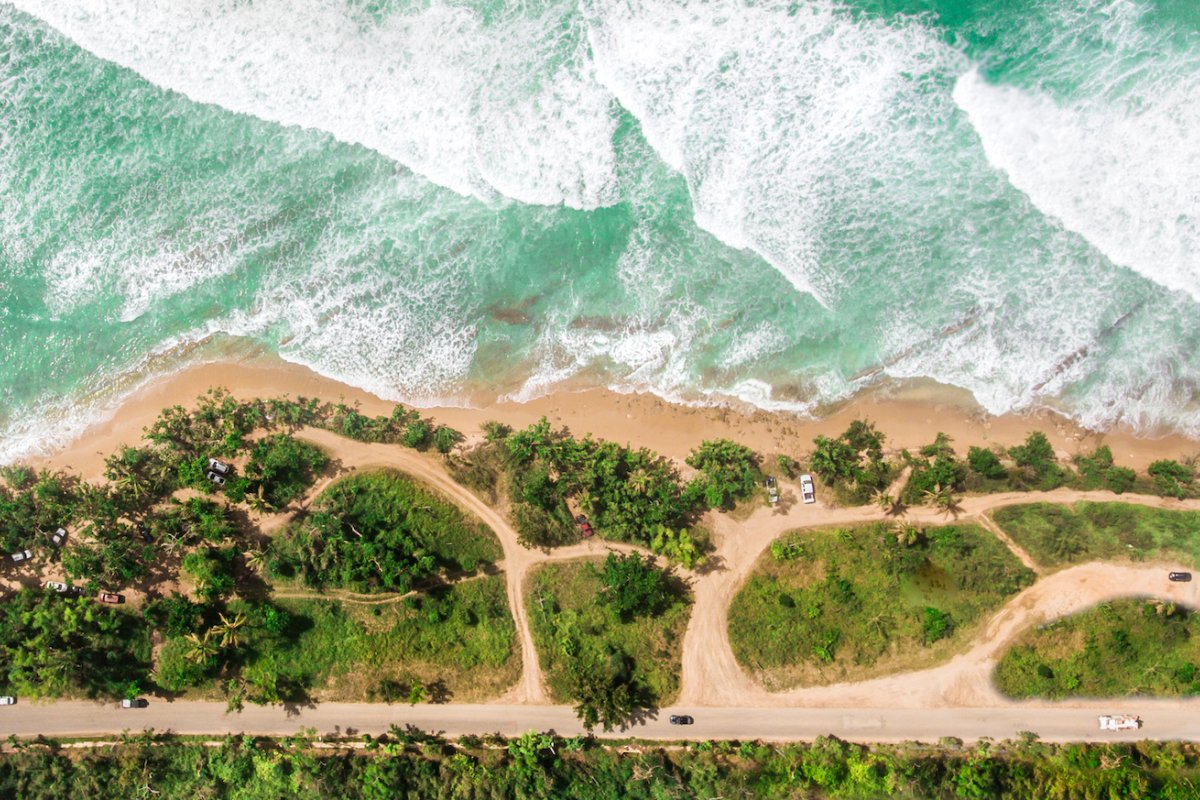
669 714 694 725
10 550 32 564
765 476 779 505
121 698 148 709
206 470 226 486
0 696 15 706
575 514 594 538
799 474 816 504
1169 571 1192 582
97 592 126 605
50 527 67 547
45 581 83 596
207 457 232 476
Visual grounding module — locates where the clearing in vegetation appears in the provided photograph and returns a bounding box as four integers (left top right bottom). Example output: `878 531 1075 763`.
526 558 691 729
992 502 1200 569
995 598 1200 699
729 522 1035 689
268 469 501 593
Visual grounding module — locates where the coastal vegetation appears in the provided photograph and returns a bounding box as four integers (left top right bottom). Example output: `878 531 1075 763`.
1 732 1198 799
992 502 1200 568
267 470 501 592
729 522 1035 688
995 598 1200 699
527 556 691 730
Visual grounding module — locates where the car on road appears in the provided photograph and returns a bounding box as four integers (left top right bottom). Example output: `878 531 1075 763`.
0 696 14 706
208 457 232 476
765 476 779 505
575 514 594 538
97 592 126 605
1098 714 1141 731
121 698 148 709
45 581 83 596
50 527 67 547
10 550 32 564
799 473 816 504
1169 571 1192 582
669 715 694 725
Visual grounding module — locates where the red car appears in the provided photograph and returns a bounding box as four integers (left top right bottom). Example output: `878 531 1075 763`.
97 592 125 605
575 514 594 538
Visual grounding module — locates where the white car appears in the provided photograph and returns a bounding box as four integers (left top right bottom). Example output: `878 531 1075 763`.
0 696 15 706
207 458 232 476
50 527 67 547
1098 714 1141 731
206 470 226 486
799 473 816 504
10 550 32 563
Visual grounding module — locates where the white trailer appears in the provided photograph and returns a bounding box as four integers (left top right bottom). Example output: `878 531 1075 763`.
1098 715 1141 731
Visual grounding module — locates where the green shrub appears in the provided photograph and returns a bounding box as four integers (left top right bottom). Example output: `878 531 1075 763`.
244 434 328 508
1008 432 1066 490
967 446 1007 480
595 552 673 621
685 439 762 510
808 420 892 504
1148 459 1194 499
181 546 238 601
922 607 954 643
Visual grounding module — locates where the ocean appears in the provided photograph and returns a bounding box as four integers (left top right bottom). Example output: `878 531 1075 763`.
1 0 1198 461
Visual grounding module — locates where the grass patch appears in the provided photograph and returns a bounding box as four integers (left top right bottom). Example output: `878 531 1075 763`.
527 559 691 706
268 469 501 592
995 598 1200 698
729 522 1035 690
162 576 518 703
992 502 1200 569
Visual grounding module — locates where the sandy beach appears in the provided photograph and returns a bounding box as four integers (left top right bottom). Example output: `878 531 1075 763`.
25 353 1198 481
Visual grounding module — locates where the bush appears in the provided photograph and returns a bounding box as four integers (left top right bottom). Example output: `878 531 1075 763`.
244 434 328 508
1105 466 1136 494
922 607 954 643
808 420 892 504
967 446 1007 480
1008 432 1066 490
903 433 967 505
403 421 433 449
686 439 762 510
181 546 238 601
1148 459 1194 499
596 553 673 621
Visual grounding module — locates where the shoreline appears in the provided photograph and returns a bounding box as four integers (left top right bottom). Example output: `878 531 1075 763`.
24 353 1199 482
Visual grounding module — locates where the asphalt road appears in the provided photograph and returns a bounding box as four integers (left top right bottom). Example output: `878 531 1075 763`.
1 701 1196 744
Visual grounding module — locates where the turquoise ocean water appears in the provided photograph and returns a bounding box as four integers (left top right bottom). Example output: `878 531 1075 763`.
0 0 1198 460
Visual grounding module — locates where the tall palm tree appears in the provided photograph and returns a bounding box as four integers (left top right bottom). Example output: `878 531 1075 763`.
184 630 218 664
216 612 246 649
243 548 268 575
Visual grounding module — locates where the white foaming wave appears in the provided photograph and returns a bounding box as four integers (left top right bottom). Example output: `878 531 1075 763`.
585 0 960 301
955 68 1200 302
16 0 620 210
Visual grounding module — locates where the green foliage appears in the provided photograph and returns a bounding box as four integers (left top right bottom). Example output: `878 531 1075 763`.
432 426 463 454
595 552 673 621
181 546 238 602
268 470 500 592
903 433 967 505
808 419 892 504
1148 459 1195 499
1008 432 1067 490
0 734 1198 799
504 419 703 547
0 589 150 699
528 560 690 726
243 434 328 508
402 420 433 449
729 523 1034 689
993 502 1200 568
684 439 762 510
61 523 156 590
0 469 83 552
996 599 1200 699
966 446 1007 480
649 526 705 569
1074 445 1138 494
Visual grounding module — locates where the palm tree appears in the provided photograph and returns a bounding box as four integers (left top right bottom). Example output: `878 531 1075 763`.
216 612 246 649
184 630 218 664
243 548 268 575
628 468 651 496
247 485 276 514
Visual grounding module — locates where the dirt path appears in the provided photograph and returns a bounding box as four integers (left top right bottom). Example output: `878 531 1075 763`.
976 513 1043 575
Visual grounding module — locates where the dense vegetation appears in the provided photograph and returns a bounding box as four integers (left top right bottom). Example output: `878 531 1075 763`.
807 419 894 504
0 589 150 699
527 558 690 730
455 418 748 561
992 502 1200 568
729 523 1035 689
2 733 1200 799
995 599 1200 699
268 470 501 593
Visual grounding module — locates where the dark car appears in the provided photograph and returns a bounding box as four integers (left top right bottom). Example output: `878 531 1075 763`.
669 715 694 725
1169 571 1192 582
575 514 594 538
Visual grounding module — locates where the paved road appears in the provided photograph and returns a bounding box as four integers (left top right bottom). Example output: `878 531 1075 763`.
2 701 1198 744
